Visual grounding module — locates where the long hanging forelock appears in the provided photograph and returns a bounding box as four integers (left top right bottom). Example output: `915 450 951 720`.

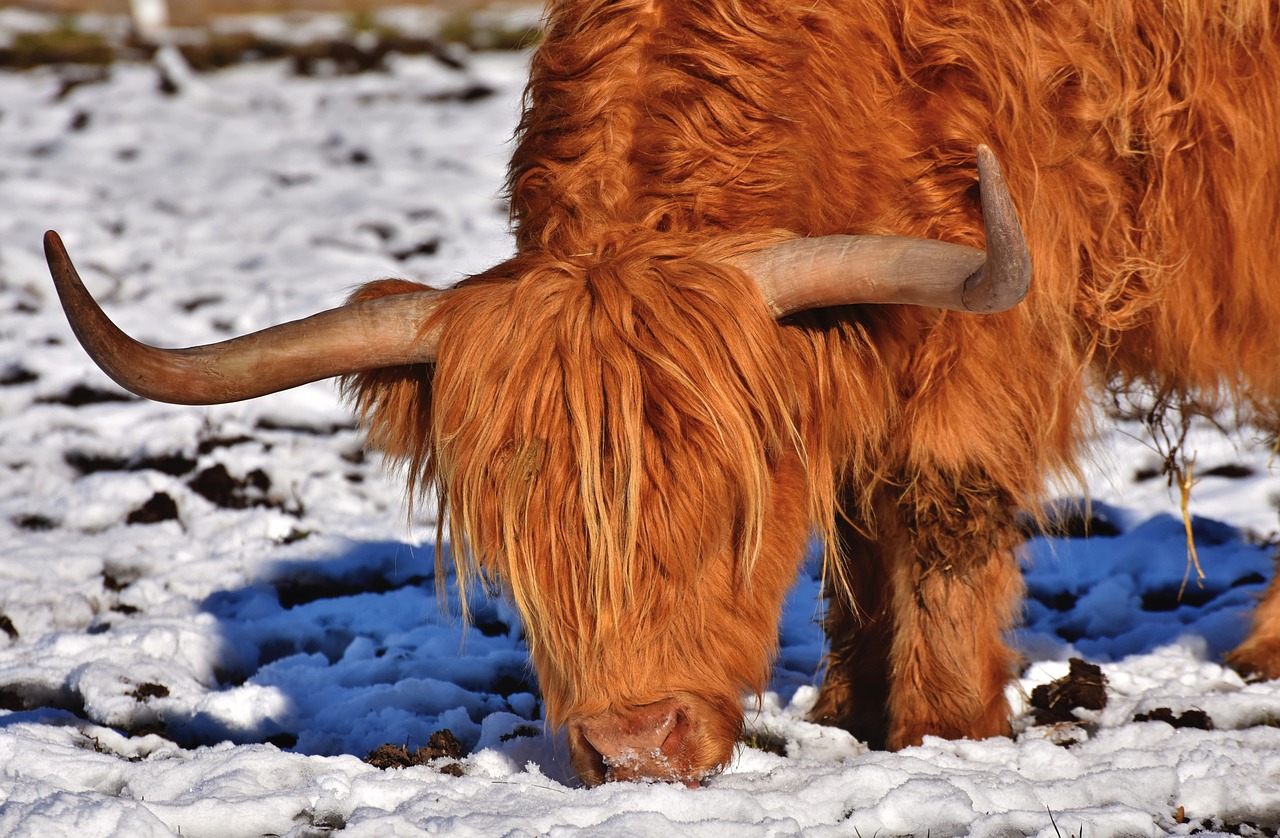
361 244 802 644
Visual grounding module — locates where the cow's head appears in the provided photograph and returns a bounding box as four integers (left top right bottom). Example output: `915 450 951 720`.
45 147 1027 786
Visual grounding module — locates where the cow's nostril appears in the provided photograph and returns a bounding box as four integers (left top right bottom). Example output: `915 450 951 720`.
581 699 678 757
567 723 609 787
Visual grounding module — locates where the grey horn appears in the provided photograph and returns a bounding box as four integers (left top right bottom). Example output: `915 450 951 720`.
733 145 1032 317
44 230 443 405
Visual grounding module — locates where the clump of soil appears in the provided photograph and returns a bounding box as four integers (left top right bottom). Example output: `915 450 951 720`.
1030 658 1108 725
365 729 466 776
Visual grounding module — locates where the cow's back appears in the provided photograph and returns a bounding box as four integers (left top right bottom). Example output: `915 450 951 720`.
514 0 1280 420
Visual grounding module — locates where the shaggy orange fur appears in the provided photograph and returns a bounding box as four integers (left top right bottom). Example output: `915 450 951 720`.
346 0 1280 781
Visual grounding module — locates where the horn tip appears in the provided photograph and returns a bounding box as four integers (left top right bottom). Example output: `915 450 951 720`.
44 229 65 255
975 144 1004 180
43 230 80 291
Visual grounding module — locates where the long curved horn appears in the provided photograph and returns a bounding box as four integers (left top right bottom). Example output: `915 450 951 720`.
45 231 442 405
734 145 1031 317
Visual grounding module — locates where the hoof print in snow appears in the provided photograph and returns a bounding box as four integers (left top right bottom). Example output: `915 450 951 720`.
366 730 466 776
1031 658 1108 726
127 492 180 525
1133 707 1214 730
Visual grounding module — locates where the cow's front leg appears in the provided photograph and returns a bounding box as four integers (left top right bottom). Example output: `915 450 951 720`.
810 496 894 749
882 471 1023 748
813 475 1023 748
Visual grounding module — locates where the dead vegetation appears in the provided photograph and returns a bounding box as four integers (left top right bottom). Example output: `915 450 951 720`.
2 1 538 28
0 2 541 70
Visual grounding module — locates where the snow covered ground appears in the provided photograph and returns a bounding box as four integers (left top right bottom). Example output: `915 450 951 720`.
1 25 1279 838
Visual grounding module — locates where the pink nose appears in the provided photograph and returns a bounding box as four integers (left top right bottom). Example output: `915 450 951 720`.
571 698 698 785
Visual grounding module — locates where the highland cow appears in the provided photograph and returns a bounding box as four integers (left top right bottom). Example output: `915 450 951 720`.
46 0 1280 787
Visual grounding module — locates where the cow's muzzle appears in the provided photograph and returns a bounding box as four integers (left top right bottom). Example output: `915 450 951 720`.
567 696 726 788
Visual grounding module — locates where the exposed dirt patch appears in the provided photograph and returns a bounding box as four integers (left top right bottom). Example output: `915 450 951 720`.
12 513 58 531
265 732 299 749
1200 463 1256 479
128 682 170 702
65 450 198 477
1134 707 1214 730
741 728 788 757
196 434 259 455
189 463 297 514
0 366 38 386
102 569 137 592
1025 507 1123 539
1030 590 1079 613
489 671 536 699
1141 586 1221 612
389 238 442 261
37 384 135 407
271 573 430 609
126 491 180 525
498 724 539 743
255 417 355 436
